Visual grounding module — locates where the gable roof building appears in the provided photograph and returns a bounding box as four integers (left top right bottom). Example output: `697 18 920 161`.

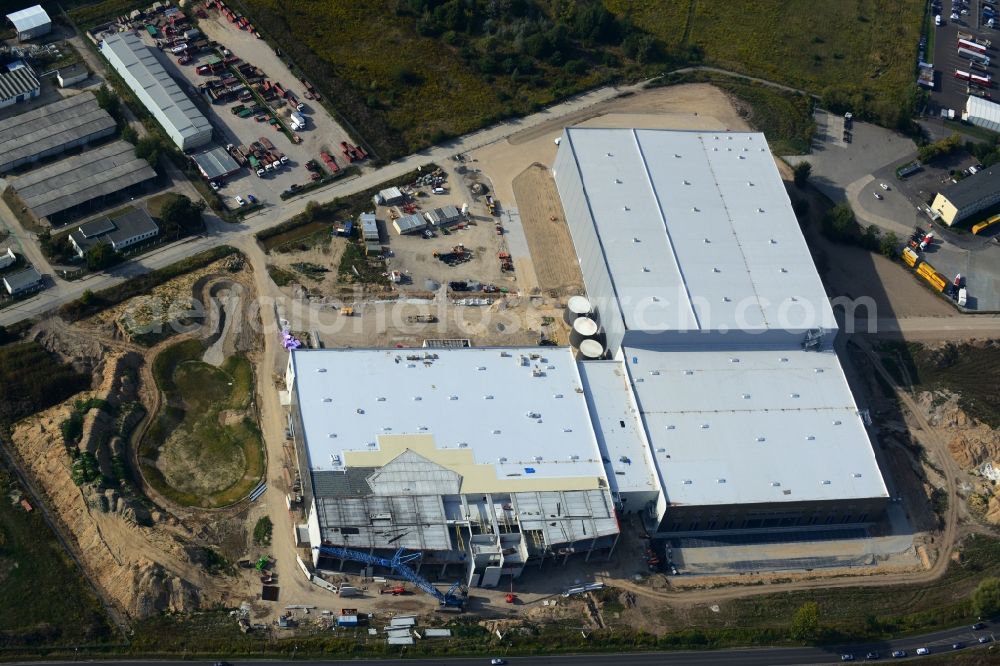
100 33 212 151
5 5 50 40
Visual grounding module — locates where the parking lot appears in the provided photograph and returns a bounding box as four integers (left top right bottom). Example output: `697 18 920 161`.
124 9 358 210
930 0 997 113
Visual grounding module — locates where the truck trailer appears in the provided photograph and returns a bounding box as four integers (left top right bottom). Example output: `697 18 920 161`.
958 47 990 65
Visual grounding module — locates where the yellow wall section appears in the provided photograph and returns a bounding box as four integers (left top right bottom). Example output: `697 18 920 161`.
342 434 603 493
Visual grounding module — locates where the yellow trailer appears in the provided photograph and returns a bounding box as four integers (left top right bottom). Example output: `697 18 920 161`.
972 214 1000 235
916 262 947 292
901 246 920 267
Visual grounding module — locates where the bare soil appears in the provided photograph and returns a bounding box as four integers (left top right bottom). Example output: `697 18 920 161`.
512 164 584 297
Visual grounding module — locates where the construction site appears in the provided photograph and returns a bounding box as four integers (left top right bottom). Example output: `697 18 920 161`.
3 82 999 654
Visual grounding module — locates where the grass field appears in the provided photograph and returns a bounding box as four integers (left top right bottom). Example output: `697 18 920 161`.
141 340 263 507
0 465 113 648
685 0 923 124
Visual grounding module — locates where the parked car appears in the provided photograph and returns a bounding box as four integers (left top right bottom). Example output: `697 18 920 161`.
880 183 889 190
235 195 246 206
247 194 258 204
979 635 992 644
873 192 884 200
891 650 907 658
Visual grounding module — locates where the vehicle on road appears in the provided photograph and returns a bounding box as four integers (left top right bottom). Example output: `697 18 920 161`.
952 642 964 649
840 654 854 662
891 650 907 658
866 651 880 660
972 622 987 630
873 192 883 200
880 183 889 190
979 635 992 643
916 647 930 655
490 659 506 665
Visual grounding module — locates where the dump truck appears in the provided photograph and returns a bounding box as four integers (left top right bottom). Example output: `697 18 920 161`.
259 136 275 151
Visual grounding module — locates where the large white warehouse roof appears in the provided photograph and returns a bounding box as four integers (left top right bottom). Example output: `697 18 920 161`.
556 128 835 339
624 345 888 506
289 347 609 493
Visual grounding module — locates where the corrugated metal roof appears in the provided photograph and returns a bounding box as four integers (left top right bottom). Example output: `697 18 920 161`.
393 213 425 233
101 33 212 149
5 5 50 33
556 128 836 337
624 346 888 506
13 140 157 219
192 145 240 179
0 63 38 102
0 93 116 171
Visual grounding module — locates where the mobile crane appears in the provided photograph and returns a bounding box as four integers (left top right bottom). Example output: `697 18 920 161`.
314 545 465 609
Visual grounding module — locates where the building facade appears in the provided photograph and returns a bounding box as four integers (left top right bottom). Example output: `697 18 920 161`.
931 167 1000 226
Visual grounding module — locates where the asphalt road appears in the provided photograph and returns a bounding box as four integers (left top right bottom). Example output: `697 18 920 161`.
0 81 634 328
9 621 998 666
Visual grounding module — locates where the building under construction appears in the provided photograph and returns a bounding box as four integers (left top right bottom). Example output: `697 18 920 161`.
285 347 621 588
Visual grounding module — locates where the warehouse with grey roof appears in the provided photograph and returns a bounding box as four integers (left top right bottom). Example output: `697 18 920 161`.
100 33 212 151
0 92 116 173
11 140 157 223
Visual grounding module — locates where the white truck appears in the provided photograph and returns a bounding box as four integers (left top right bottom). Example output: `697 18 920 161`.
289 111 306 131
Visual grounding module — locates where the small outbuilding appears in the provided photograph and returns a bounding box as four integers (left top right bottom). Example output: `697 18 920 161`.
424 205 462 229
56 63 90 88
0 247 17 270
373 186 405 207
0 62 40 109
5 5 51 41
392 212 426 235
359 212 379 241
191 145 241 180
2 266 42 296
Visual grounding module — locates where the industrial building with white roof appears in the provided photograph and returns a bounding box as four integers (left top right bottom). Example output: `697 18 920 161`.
287 347 620 586
553 127 887 533
100 33 212 151
284 128 888 588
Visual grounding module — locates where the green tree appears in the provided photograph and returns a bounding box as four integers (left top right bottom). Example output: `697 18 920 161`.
80 289 95 306
879 231 899 258
159 194 204 235
94 84 119 117
253 516 273 545
793 161 812 188
134 136 163 166
821 202 858 242
789 601 820 641
120 124 138 144
972 577 1000 617
84 241 118 271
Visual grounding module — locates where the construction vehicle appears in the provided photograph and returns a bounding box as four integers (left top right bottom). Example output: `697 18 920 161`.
486 195 497 215
498 251 513 272
340 306 354 316
314 545 464 609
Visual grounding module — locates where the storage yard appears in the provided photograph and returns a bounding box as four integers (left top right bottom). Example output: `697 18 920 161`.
1 0 996 649
89 0 362 210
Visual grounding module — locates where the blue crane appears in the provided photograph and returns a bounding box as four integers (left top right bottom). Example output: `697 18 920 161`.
314 545 465 609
